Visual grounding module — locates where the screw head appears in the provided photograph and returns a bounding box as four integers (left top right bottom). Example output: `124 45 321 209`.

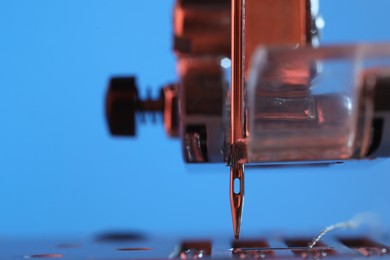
106 77 139 136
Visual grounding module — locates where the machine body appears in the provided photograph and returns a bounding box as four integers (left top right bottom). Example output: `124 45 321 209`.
105 0 390 239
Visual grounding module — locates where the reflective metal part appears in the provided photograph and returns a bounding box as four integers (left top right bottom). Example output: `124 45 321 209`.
7 233 390 259
233 247 335 259
229 0 313 238
285 239 336 257
163 84 179 137
229 164 244 240
184 127 207 163
230 0 245 240
178 57 227 163
173 0 230 57
106 0 318 166
244 0 310 74
339 238 390 257
179 249 205 259
170 240 212 259
232 239 275 258
104 0 390 241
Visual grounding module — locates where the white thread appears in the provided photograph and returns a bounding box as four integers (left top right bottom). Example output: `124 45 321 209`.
308 221 355 248
309 213 381 248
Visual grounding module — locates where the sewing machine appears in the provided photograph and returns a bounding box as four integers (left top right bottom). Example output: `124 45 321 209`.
3 0 390 259
106 0 390 240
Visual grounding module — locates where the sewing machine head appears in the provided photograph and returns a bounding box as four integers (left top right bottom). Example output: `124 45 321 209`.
3 1 390 259
104 0 390 240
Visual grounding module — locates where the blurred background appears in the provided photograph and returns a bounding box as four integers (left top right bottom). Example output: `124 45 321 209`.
1 0 390 238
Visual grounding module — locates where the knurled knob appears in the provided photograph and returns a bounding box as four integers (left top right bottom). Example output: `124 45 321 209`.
106 77 139 136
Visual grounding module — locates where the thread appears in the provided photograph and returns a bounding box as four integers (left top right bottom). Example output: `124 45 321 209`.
309 213 382 248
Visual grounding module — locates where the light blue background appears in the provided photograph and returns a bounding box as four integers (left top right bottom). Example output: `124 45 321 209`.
1 1 390 237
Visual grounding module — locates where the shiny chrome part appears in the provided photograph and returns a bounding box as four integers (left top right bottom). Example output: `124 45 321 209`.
163 84 179 137
244 0 310 74
106 0 325 240
170 240 212 259
7 233 390 259
229 0 313 238
232 239 275 258
184 127 207 163
178 57 227 163
229 164 244 240
339 238 390 257
310 0 324 47
173 0 230 57
230 0 245 240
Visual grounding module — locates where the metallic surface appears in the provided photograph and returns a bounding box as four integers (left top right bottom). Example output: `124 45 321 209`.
177 57 226 163
173 0 230 56
229 164 245 240
3 233 390 259
230 0 245 240
163 84 179 137
104 0 390 241
244 0 309 74
229 0 312 238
